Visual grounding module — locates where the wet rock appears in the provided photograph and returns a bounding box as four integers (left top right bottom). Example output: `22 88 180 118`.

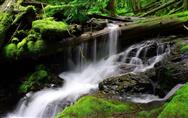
99 69 155 96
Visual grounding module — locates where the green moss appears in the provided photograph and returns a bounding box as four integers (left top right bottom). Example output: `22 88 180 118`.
158 83 188 118
12 5 36 25
137 106 165 118
0 12 13 43
32 18 69 40
11 37 19 44
43 5 64 18
36 0 63 4
19 69 48 93
56 96 132 118
3 43 17 58
180 44 188 53
32 18 68 34
3 31 45 58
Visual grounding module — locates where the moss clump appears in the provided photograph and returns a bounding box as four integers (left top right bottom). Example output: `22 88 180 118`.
0 12 13 44
137 106 165 118
43 5 65 18
158 83 188 118
32 18 69 40
27 40 45 54
19 69 48 93
56 96 132 118
180 44 188 53
36 0 63 4
32 18 68 33
3 31 45 59
3 43 17 58
12 5 36 25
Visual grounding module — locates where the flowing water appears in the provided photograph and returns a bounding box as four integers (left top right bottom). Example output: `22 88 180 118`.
5 24 170 118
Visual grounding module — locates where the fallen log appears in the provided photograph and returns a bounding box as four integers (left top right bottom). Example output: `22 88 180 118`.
22 0 47 8
88 14 133 22
141 0 179 17
64 16 188 47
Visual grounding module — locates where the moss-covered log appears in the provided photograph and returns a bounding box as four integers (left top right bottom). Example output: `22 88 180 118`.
65 12 188 47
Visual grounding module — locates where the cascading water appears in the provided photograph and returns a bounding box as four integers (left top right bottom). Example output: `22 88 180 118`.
5 24 170 118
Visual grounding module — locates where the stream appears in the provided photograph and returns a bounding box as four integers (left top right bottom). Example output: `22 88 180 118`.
5 24 172 118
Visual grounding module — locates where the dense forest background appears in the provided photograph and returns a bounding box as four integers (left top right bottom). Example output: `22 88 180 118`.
1 0 188 118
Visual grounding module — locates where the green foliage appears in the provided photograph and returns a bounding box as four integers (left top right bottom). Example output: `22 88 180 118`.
56 96 132 118
32 18 69 33
44 4 89 23
36 0 64 4
19 69 48 93
158 83 188 118
43 0 111 23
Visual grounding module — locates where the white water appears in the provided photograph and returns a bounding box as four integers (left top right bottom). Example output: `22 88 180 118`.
6 24 170 118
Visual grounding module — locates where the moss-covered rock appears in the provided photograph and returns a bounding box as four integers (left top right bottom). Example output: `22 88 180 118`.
0 12 13 45
3 31 46 59
137 106 165 118
12 5 36 27
56 96 133 118
32 18 69 41
158 83 188 118
19 69 49 93
3 43 17 58
180 44 188 53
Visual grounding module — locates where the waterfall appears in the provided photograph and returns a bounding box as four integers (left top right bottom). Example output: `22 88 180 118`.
5 24 170 118
108 24 119 56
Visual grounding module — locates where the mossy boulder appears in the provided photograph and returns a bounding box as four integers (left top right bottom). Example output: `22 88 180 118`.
19 69 49 93
12 5 36 28
137 106 165 118
3 31 46 59
158 83 188 118
56 96 133 118
0 12 13 45
32 18 69 41
180 44 188 53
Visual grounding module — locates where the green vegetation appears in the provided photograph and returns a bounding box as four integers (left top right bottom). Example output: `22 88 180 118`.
32 18 68 33
56 96 132 118
158 83 188 118
3 43 17 58
12 5 36 25
0 12 13 45
180 44 188 53
32 18 69 38
137 106 165 118
36 0 64 4
3 31 45 59
19 69 48 93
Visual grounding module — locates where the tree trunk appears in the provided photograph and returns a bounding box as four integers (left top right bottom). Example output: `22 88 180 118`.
128 0 141 14
183 0 188 10
107 0 116 17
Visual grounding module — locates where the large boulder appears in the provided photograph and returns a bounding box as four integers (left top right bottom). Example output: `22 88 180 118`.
99 69 155 96
32 18 70 41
